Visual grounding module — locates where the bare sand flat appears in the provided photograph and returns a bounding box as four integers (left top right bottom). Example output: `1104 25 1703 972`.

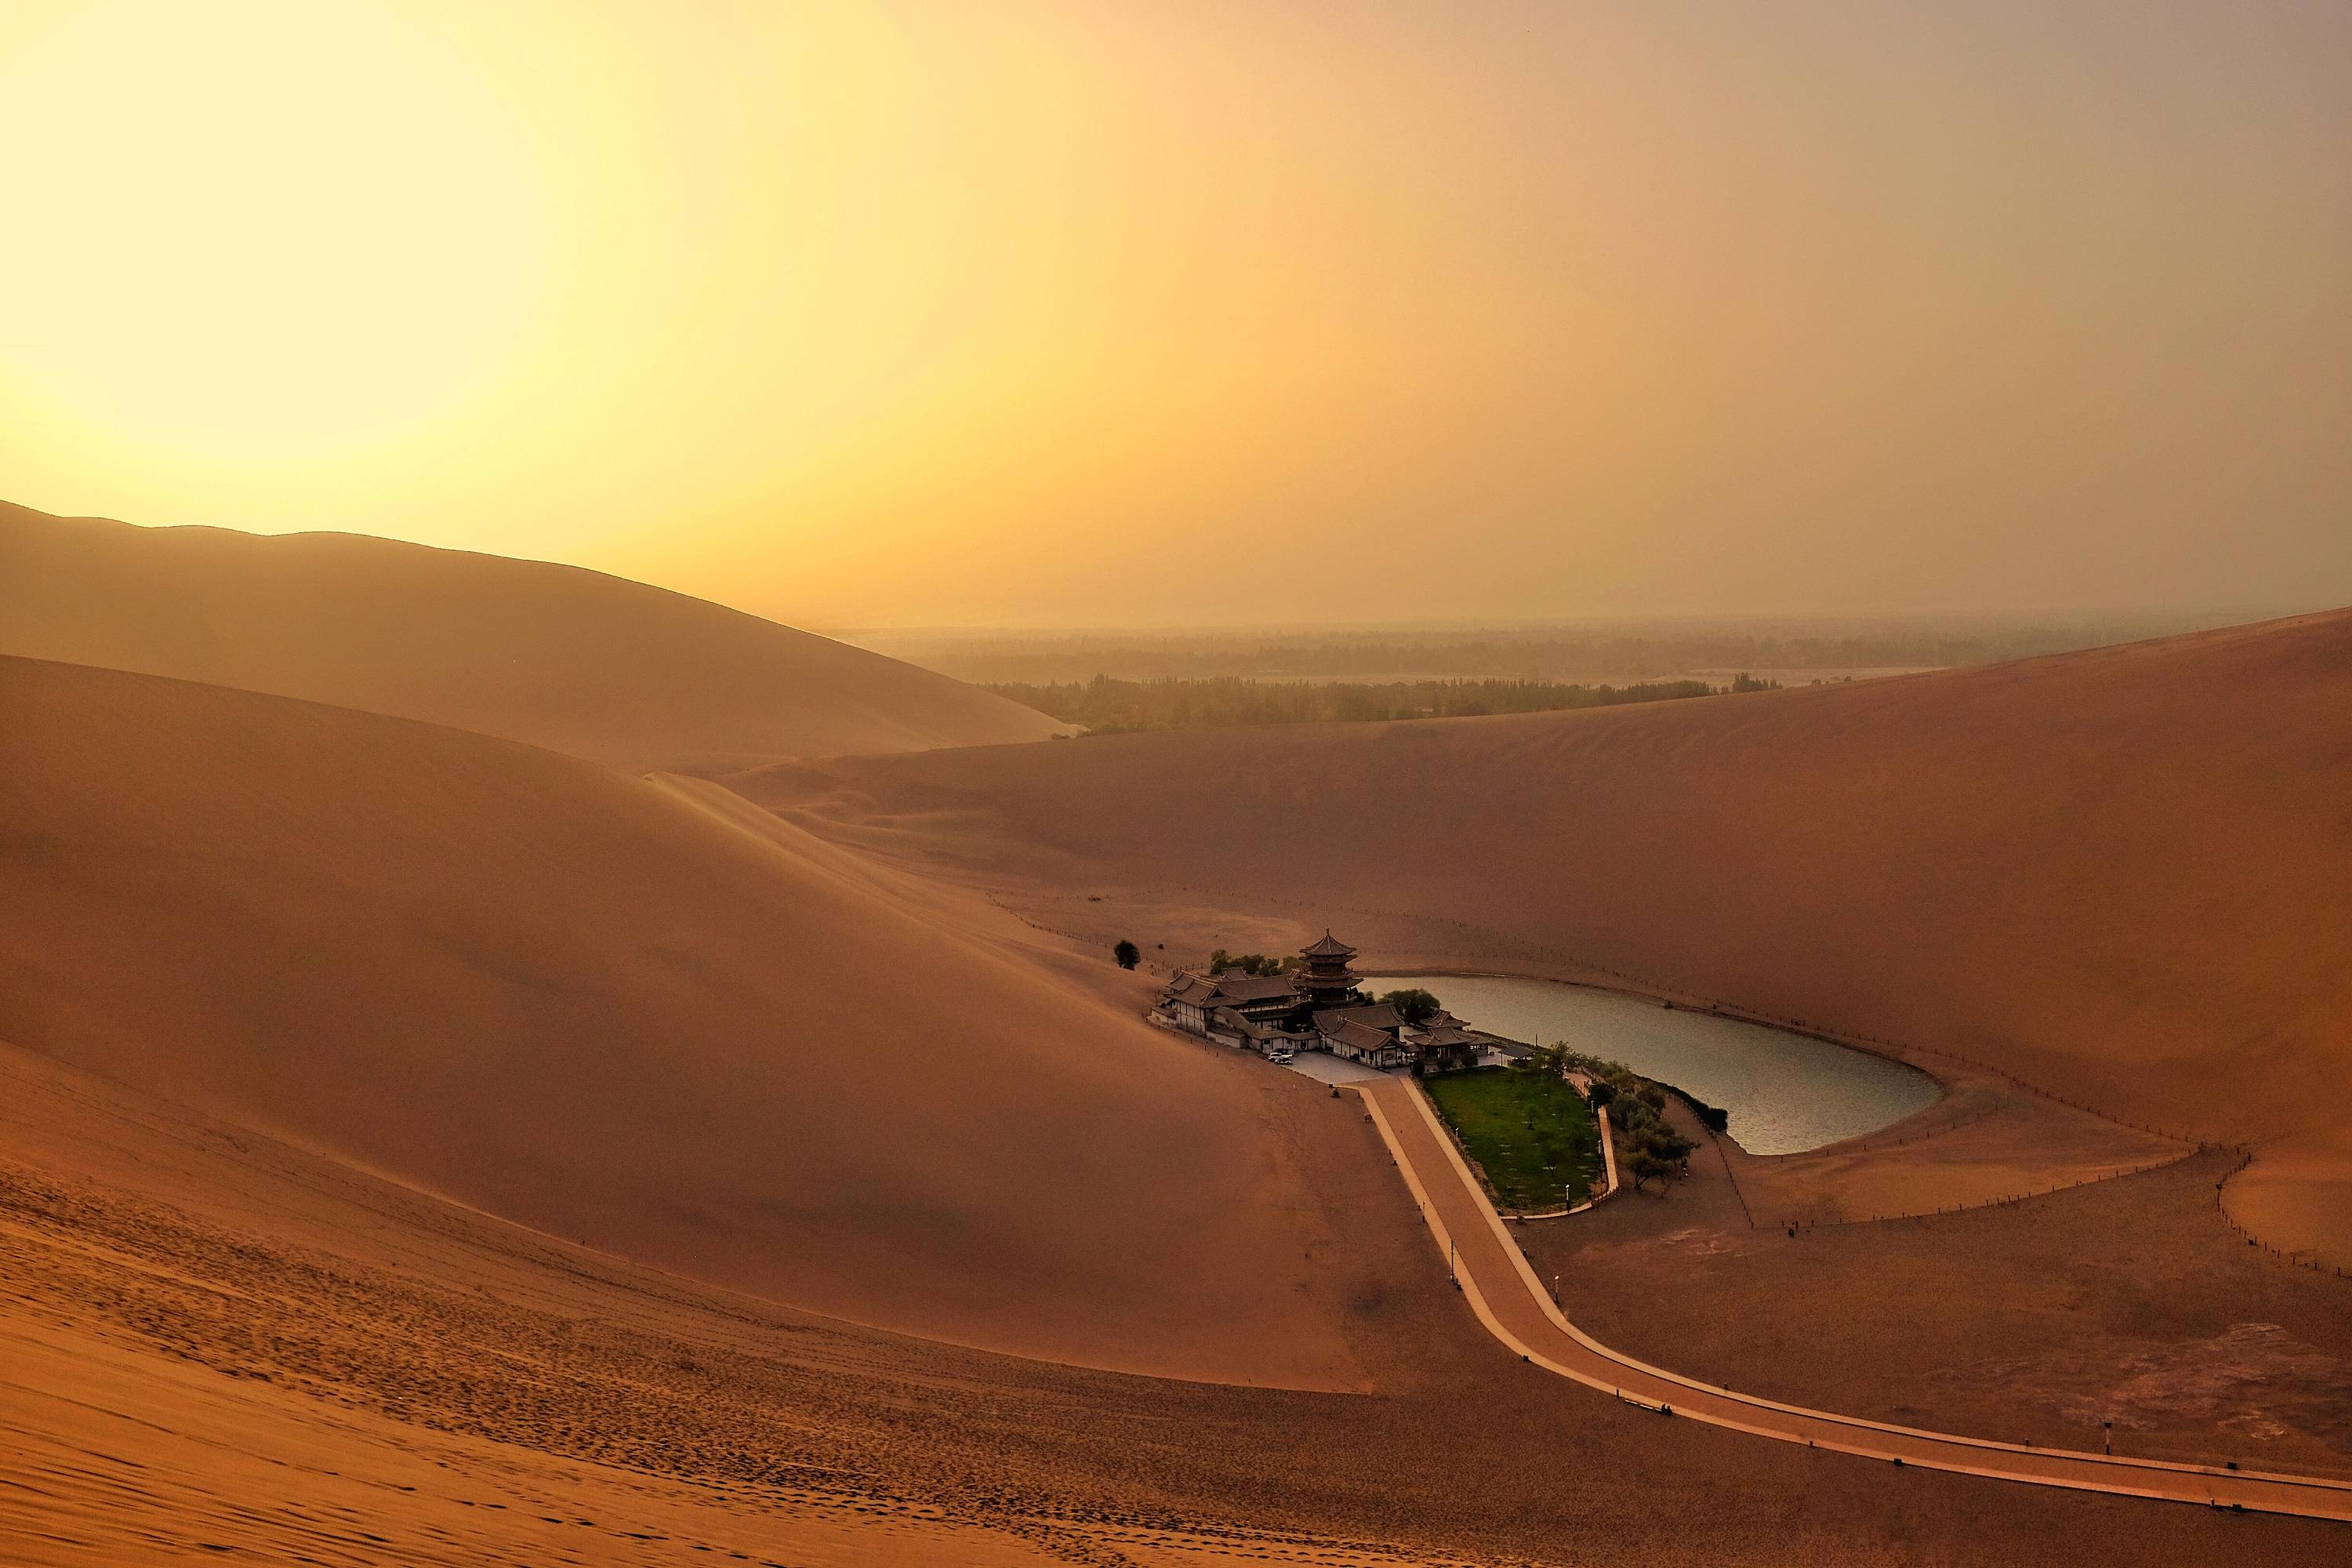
0 655 1370 1385
1525 1099 2352 1482
0 500 1065 771
734 610 2352 1267
1717 1075 2188 1226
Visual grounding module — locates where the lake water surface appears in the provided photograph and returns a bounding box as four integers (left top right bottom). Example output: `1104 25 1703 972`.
1363 974 1940 1155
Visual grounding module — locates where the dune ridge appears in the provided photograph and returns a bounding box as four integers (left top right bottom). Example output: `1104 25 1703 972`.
0 654 1377 1385
0 499 1065 771
732 610 2352 1265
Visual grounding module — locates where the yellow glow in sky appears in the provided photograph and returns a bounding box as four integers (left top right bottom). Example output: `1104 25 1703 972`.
0 0 552 452
2 2 2347 626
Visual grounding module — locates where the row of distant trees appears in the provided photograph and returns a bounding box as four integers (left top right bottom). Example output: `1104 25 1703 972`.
915 617 2203 686
992 674 1726 735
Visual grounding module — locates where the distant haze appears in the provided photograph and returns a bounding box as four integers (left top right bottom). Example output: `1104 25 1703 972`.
844 612 2264 687
2 1 2346 626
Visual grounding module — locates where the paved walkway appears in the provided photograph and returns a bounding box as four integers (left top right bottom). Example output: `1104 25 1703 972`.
1283 1053 1391 1087
1355 1075 2352 1523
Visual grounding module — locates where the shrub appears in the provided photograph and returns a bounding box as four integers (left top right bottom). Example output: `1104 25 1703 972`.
1379 988 1443 1025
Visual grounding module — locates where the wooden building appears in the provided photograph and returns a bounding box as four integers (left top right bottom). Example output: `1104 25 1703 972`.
1152 931 1486 1074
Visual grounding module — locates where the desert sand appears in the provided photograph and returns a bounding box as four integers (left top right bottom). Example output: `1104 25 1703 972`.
1349 1071 2352 1515
0 654 1373 1385
6 603 2351 1562
1534 1098 2352 1479
8 1033 2344 1566
0 500 1065 771
732 609 2352 1269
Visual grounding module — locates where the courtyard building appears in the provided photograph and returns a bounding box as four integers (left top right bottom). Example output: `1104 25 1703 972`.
1152 931 1516 1074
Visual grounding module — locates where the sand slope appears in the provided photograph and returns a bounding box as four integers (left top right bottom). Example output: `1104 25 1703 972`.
15 1040 2323 1566
0 655 1373 1385
0 500 1063 770
735 611 2352 1264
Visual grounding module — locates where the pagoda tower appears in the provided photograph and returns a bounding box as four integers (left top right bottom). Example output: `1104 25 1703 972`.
1297 930 1365 1010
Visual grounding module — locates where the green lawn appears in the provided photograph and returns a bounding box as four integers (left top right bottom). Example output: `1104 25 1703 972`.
1423 1067 1601 1211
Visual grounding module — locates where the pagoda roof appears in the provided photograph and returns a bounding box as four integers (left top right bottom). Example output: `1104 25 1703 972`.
1301 930 1358 960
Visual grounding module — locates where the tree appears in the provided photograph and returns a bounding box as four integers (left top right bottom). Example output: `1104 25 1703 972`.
1113 939 1139 970
1379 987 1443 1025
1628 1150 1675 1192
1624 1123 1695 1193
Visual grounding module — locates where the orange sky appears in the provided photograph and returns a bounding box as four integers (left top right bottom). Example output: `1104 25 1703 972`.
2 1 2347 626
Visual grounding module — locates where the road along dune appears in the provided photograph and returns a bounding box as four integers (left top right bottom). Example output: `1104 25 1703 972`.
0 499 1065 771
731 609 2352 1267
1357 1074 2352 1522
0 654 1380 1386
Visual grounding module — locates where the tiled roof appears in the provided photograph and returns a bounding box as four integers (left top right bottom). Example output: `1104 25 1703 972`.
1301 930 1357 960
1207 974 1301 1004
1331 1019 1398 1054
1313 1004 1402 1035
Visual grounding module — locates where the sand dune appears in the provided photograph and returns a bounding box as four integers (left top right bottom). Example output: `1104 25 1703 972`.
6 615 2350 1561
0 500 1064 770
734 610 2352 1265
0 654 1381 1385
15 1038 2314 1566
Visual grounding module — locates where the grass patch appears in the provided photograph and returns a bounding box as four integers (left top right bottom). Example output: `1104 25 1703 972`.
1423 1066 1601 1211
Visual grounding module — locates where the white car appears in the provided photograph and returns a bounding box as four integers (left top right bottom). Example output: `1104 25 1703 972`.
1267 1048 1295 1065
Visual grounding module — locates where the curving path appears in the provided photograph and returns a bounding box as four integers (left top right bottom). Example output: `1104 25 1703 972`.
1354 1076 2352 1523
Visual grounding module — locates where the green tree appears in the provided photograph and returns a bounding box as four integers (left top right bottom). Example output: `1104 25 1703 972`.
1628 1149 1675 1192
1379 987 1443 1025
1113 939 1140 970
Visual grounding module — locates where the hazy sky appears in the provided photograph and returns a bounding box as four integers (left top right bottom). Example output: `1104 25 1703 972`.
2 1 2346 626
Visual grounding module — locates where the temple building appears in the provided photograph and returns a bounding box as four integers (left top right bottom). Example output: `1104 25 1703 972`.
1296 930 1367 1010
1151 931 1511 1075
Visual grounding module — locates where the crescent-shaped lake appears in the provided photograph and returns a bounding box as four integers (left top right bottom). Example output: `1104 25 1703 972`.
1363 974 1942 1155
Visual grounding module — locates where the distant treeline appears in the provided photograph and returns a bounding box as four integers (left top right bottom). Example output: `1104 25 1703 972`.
987 675 1729 734
864 613 2230 687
